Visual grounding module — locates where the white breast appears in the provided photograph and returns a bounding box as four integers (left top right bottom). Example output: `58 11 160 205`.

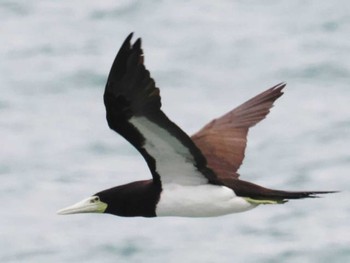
156 184 258 217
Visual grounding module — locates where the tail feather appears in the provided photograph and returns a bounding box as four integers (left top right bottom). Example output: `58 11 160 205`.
223 179 337 203
265 189 336 199
255 189 337 202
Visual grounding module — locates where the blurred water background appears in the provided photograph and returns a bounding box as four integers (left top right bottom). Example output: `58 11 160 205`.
1 0 350 262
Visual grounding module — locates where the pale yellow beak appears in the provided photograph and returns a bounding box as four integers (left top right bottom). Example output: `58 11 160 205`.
57 196 107 215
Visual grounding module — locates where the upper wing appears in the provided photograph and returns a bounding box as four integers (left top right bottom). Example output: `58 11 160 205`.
104 33 216 186
191 83 285 180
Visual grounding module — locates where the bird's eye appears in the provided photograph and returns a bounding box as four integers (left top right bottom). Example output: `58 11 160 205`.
91 197 99 203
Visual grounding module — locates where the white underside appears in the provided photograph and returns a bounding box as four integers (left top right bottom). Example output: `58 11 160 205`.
130 117 208 185
156 184 258 217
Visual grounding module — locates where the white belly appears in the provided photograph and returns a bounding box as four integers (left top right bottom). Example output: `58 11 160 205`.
156 184 258 217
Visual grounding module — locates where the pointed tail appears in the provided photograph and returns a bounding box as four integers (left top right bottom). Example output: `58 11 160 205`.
225 179 337 204
248 189 338 204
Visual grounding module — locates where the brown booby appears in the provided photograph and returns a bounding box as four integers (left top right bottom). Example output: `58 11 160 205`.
57 33 335 218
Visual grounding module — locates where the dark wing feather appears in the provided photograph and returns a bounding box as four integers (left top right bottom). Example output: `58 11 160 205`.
104 33 216 185
191 83 285 180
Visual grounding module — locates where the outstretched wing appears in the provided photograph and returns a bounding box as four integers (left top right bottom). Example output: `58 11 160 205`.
191 83 285 180
104 33 216 186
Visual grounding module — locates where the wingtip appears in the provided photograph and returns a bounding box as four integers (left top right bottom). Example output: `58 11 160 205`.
133 38 142 50
120 32 134 50
272 82 287 92
267 82 286 100
123 33 142 51
126 32 134 42
279 82 287 89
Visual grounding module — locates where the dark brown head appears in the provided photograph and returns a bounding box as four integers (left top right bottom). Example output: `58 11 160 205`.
57 180 161 217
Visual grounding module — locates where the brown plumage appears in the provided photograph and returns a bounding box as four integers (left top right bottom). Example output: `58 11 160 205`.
192 83 284 180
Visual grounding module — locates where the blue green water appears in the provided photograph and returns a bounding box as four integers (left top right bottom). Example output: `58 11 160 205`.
1 1 350 262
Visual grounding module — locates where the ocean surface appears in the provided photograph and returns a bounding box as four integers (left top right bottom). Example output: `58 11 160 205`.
1 1 350 262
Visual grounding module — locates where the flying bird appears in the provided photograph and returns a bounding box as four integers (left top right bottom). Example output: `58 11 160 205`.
58 33 334 218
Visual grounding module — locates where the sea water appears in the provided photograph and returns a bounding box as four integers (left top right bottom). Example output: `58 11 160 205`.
1 1 350 262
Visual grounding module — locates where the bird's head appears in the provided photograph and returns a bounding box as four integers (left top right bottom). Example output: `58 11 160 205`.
57 180 160 217
56 184 143 216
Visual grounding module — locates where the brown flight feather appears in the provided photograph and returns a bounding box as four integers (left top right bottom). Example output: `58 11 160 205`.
191 83 285 180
